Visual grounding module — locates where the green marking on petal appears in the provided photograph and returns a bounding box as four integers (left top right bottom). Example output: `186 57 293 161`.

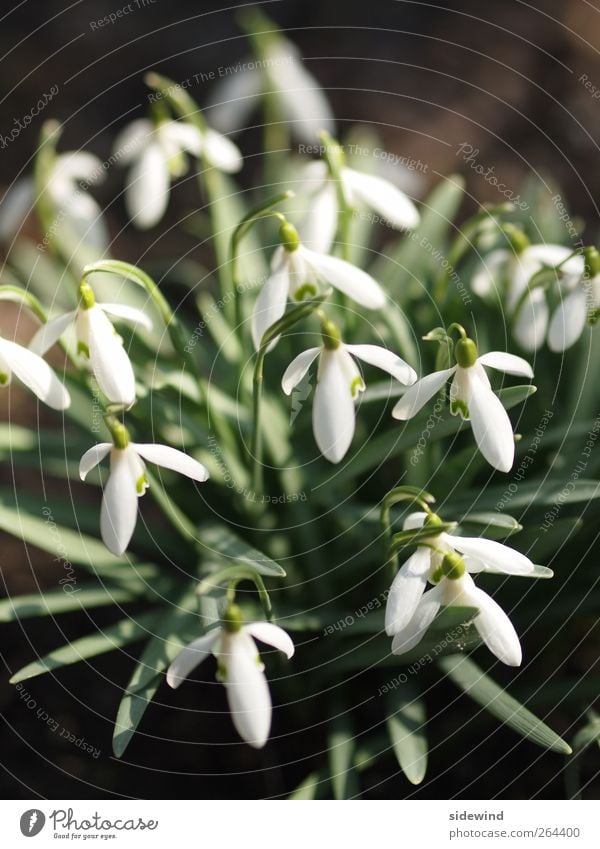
216 661 227 682
294 282 318 301
136 474 148 495
350 375 365 398
77 340 90 359
0 372 9 386
450 398 469 419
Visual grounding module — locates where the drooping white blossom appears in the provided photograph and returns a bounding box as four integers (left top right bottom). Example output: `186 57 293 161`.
79 438 209 555
282 321 416 463
207 39 335 145
0 333 70 410
386 511 538 666
29 282 152 408
167 611 294 749
252 221 387 351
472 243 592 352
392 338 533 473
114 118 242 229
300 159 420 254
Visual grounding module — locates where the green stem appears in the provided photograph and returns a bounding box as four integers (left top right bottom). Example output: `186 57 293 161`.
380 487 435 576
145 467 200 548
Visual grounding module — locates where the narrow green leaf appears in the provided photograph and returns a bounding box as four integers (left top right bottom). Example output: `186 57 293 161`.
0 586 137 623
288 772 323 800
458 512 522 538
112 587 201 757
198 523 286 577
386 684 428 784
565 712 600 799
439 654 571 754
9 611 160 683
329 716 359 799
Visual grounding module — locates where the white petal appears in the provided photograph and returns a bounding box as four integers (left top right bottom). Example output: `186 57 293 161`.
98 303 153 332
132 443 209 482
244 623 295 658
523 244 583 274
345 343 417 385
477 351 533 378
392 366 456 420
385 547 431 635
301 247 386 309
391 584 444 655
59 191 109 250
125 142 170 229
468 373 514 472
53 151 104 186
162 121 204 156
0 178 34 241
300 183 338 254
202 129 243 173
275 45 335 143
79 443 112 480
251 263 290 351
28 310 76 356
548 289 587 352
86 307 136 407
403 512 429 531
223 633 272 748
113 119 153 164
471 249 510 298
281 347 320 395
460 575 522 666
205 65 262 134
343 167 420 230
0 337 70 410
513 290 549 352
313 350 356 463
100 449 139 555
166 629 220 688
446 535 535 576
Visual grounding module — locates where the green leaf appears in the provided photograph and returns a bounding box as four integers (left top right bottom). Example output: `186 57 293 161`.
329 715 359 799
386 684 428 784
439 654 571 754
9 611 160 683
198 523 286 577
0 586 137 623
457 512 522 538
450 480 600 515
565 712 600 799
288 772 323 800
112 586 201 757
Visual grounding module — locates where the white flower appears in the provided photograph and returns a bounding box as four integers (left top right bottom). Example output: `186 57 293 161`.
114 118 242 229
79 439 209 555
0 333 70 410
392 339 533 473
386 512 536 666
472 244 588 352
252 222 387 350
167 615 294 749
29 283 152 408
0 151 107 248
300 159 420 254
282 325 417 463
207 39 334 145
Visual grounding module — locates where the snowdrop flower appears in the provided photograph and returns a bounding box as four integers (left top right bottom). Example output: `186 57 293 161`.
0 333 70 410
472 240 589 352
207 37 334 145
392 331 533 472
300 154 420 255
0 151 107 248
282 319 417 463
29 281 152 408
167 604 294 748
79 424 209 555
114 117 242 229
252 220 386 350
386 511 537 666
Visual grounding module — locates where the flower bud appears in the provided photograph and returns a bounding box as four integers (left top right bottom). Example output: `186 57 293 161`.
584 246 600 279
78 281 95 310
279 221 301 253
441 550 465 580
222 603 244 633
454 337 478 368
503 223 530 254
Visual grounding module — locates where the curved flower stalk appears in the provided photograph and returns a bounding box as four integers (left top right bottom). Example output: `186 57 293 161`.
282 318 417 463
392 328 533 472
252 220 386 350
167 604 294 748
300 155 420 255
79 423 209 556
472 241 592 352
29 280 152 408
0 150 108 248
386 511 538 666
0 333 70 410
206 28 334 145
114 117 242 229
